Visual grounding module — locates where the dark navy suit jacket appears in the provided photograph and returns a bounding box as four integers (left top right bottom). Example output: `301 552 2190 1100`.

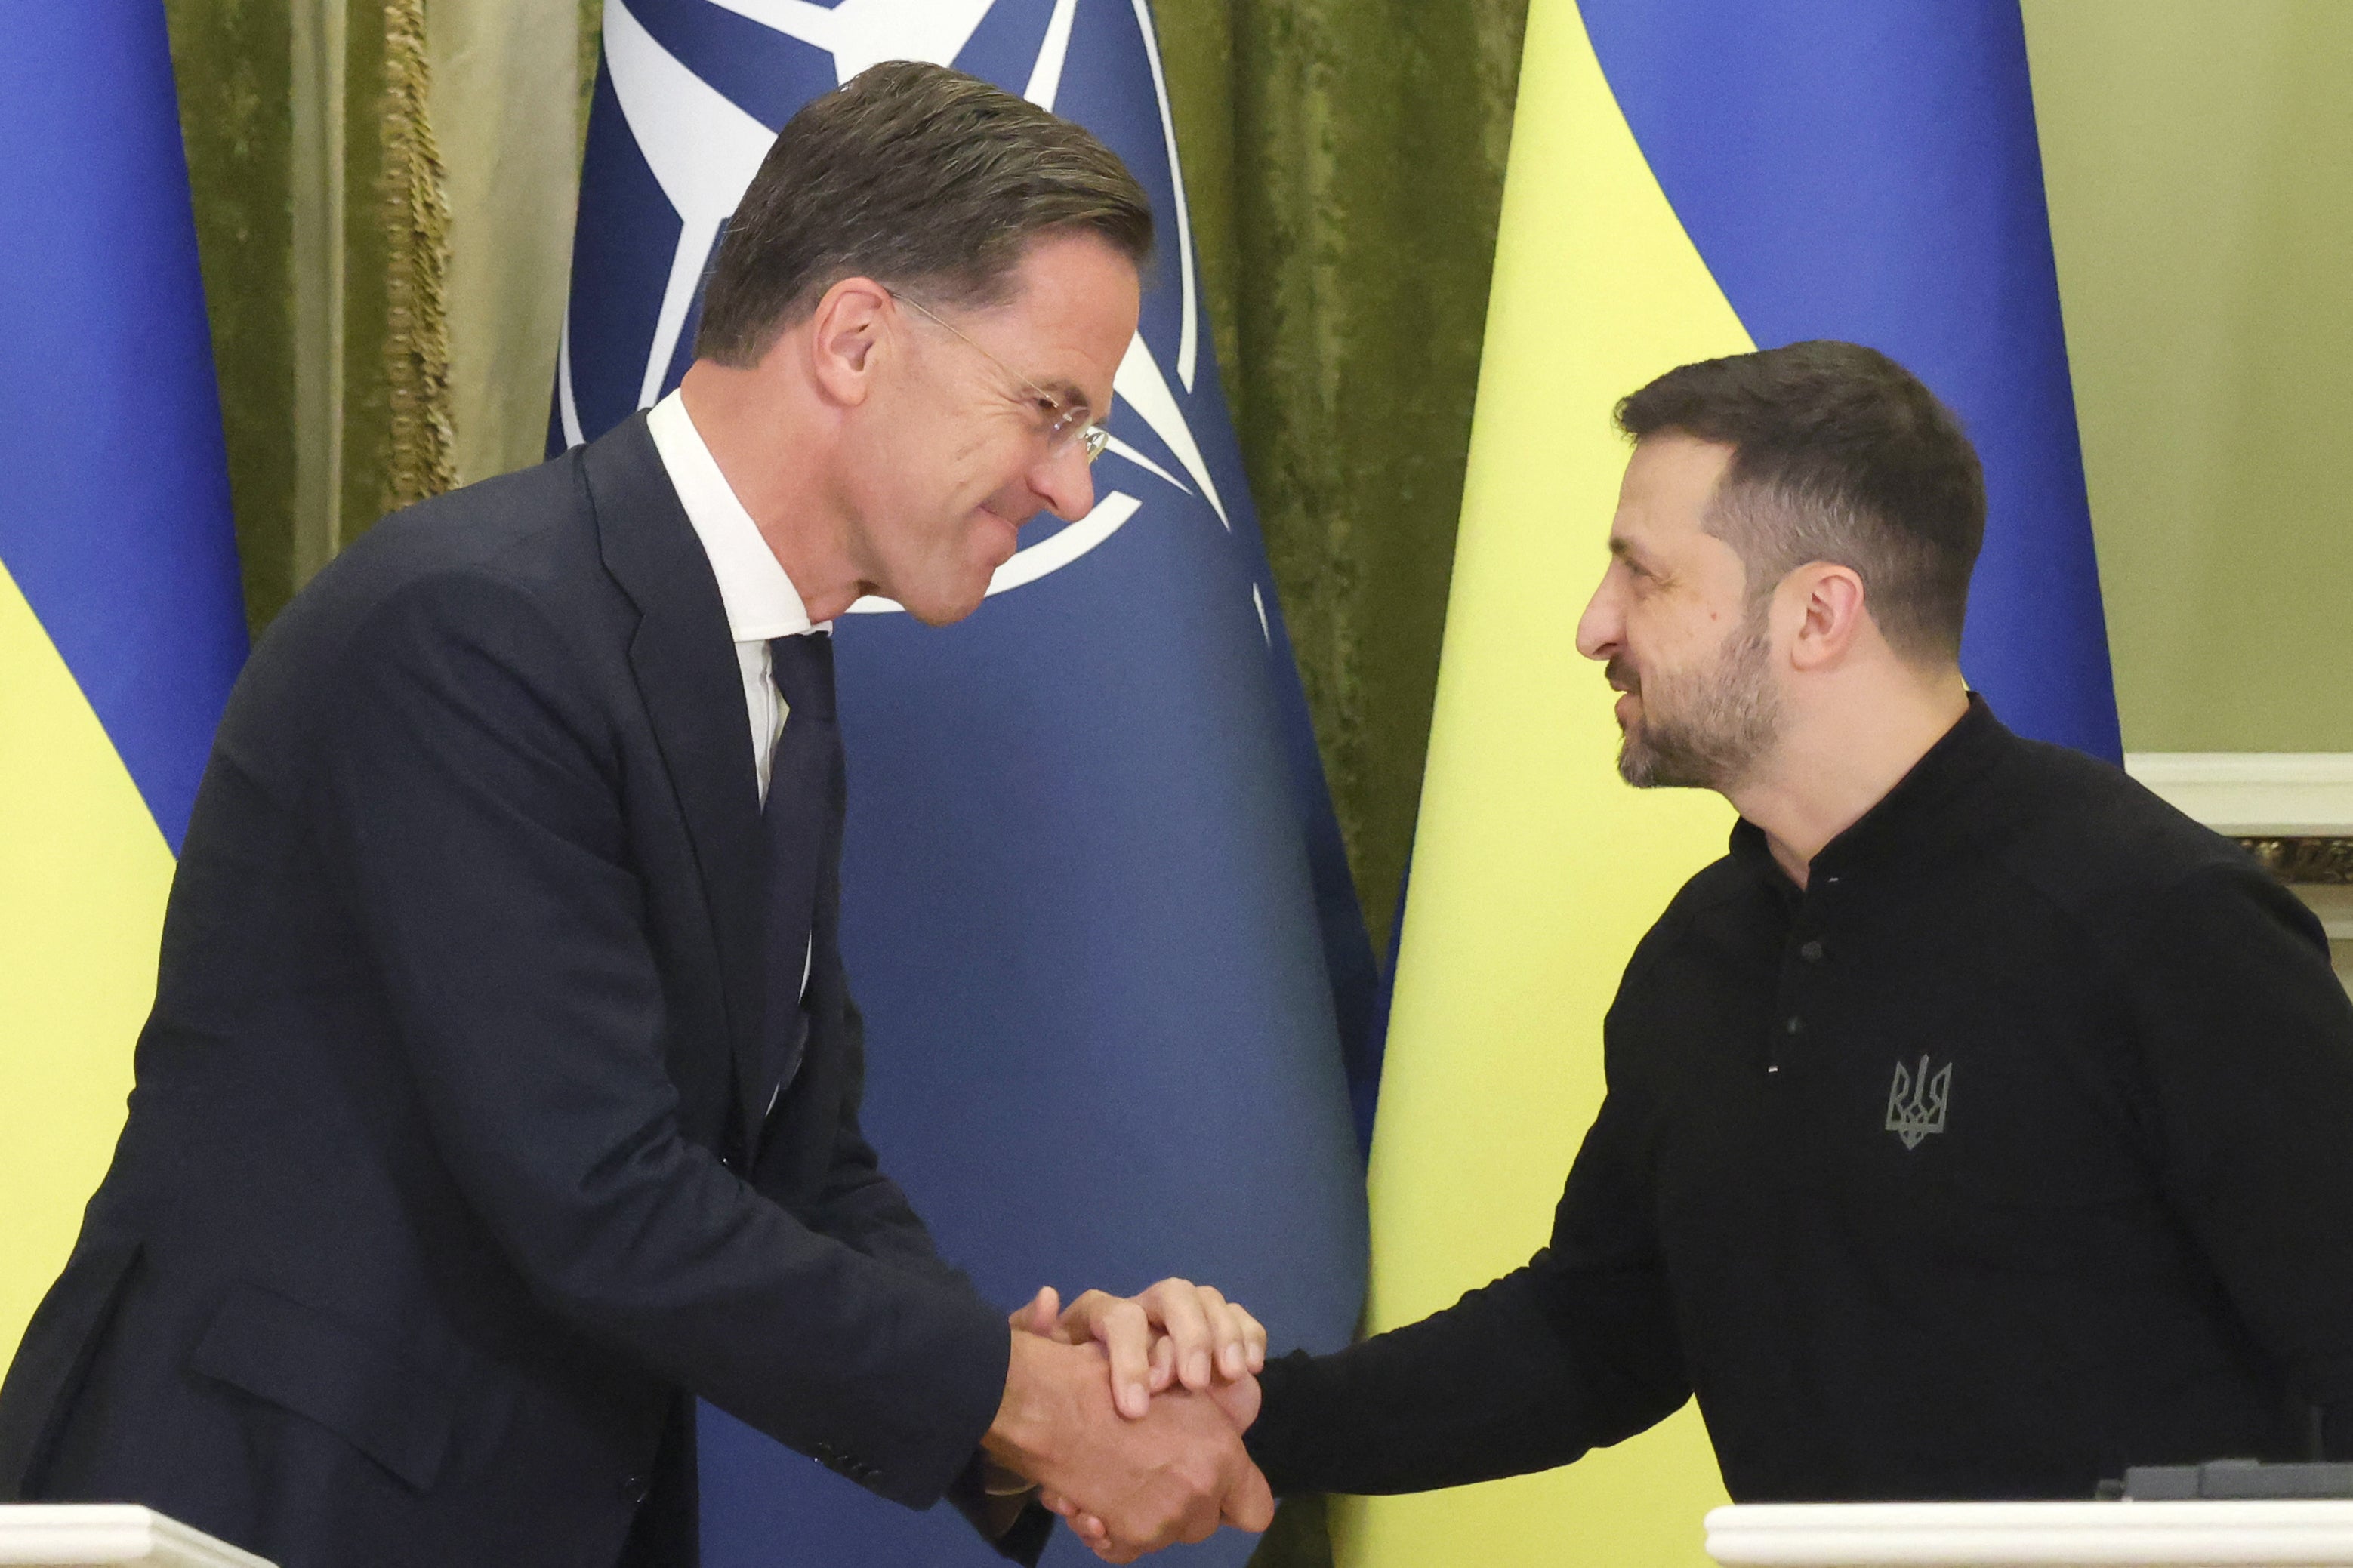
0 416 1030 1566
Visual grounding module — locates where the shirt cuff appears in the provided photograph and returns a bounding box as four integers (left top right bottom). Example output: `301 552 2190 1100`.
946 1449 1057 1566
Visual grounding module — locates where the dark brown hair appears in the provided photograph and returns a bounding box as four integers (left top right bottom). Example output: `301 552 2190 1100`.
695 60 1153 365
1616 340 1985 662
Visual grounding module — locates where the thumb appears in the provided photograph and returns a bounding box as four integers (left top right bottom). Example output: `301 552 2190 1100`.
1013 1286 1061 1337
1207 1372 1260 1431
1220 1460 1275 1533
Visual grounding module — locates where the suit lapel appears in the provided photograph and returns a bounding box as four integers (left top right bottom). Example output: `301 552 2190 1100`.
581 415 768 1150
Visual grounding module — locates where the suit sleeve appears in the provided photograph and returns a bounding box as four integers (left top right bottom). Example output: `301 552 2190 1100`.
2123 860 2353 1449
1245 1080 1689 1496
319 571 1007 1511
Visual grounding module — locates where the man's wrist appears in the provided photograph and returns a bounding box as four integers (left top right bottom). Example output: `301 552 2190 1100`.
982 1328 1065 1478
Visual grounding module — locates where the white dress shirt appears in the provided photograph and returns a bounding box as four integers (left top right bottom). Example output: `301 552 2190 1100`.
647 391 826 1055
644 389 828 806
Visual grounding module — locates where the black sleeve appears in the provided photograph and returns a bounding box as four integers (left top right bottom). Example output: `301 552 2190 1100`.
321 573 1008 1511
2124 861 2353 1437
1245 1084 1689 1496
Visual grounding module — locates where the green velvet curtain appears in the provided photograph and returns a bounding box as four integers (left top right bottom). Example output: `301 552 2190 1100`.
164 0 295 631
1158 0 1528 960
163 0 456 633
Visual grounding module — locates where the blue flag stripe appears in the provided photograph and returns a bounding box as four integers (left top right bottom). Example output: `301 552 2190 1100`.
1582 0 2123 761
0 5 248 849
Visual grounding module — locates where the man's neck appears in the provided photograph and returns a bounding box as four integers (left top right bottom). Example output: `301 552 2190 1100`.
677 359 871 622
1725 670 1972 889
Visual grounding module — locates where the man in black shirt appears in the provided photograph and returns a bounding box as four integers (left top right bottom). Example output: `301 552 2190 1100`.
1217 343 2353 1520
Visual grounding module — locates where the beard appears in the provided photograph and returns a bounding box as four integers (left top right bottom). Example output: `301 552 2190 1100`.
1609 615 1783 790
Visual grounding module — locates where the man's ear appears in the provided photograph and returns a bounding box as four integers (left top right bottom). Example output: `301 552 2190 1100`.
1784 561 1870 673
803 276 893 408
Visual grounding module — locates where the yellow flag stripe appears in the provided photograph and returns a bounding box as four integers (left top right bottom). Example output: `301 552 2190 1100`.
0 559 174 1358
1338 0 1756 1561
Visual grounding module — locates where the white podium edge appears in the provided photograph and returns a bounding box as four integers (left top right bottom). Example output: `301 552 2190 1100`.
0 1505 274 1568
1705 1499 2353 1566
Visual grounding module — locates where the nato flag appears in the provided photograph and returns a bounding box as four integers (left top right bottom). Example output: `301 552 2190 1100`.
557 5 1373 1564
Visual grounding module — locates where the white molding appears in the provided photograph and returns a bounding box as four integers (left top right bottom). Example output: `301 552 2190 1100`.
1707 1499 2353 1566
0 1505 273 1566
2125 753 2353 836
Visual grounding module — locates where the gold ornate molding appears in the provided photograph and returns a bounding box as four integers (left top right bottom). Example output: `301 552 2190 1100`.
2238 838 2353 886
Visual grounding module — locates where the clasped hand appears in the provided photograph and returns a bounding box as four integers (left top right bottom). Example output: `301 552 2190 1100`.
982 1279 1270 1563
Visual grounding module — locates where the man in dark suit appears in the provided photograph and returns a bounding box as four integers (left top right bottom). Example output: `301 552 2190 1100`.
0 63 1268 1568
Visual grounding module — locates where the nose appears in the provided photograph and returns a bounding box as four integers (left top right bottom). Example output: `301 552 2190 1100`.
1032 441 1096 524
1575 567 1623 663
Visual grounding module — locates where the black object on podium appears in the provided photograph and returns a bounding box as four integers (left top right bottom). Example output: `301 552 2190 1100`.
2103 1458 2353 1500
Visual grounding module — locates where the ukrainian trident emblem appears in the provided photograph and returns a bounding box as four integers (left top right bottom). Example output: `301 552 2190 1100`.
1885 1055 1952 1149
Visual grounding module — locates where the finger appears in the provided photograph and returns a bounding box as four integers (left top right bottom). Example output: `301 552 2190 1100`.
1038 1489 1075 1517
1148 1332 1176 1393
1194 1285 1251 1381
1012 1286 1061 1338
1072 1517 1125 1566
1143 1279 1216 1391
1054 1287 1112 1335
1221 1460 1277 1533
1235 1303 1267 1374
1091 1298 1155 1418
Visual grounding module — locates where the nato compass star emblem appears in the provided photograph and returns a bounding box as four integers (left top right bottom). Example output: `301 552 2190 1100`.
566 0 1252 630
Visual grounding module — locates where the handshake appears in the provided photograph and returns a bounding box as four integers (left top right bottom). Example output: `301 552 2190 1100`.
981 1278 1272 1563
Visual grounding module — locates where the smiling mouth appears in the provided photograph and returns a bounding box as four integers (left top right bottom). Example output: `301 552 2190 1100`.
976 506 1022 561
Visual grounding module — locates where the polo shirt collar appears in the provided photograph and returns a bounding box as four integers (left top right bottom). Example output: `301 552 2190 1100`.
646 388 825 640
1730 692 2011 886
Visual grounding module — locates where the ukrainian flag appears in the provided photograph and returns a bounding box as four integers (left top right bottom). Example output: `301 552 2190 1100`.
0 5 248 1359
1340 2 2117 1563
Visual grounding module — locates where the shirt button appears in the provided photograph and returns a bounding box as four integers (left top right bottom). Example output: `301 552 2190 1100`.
1784 1016 1803 1035
1799 940 1824 963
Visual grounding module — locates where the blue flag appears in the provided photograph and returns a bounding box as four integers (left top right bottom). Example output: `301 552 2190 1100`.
1584 0 2123 760
557 5 1374 1563
0 2 247 849
0 1 248 1361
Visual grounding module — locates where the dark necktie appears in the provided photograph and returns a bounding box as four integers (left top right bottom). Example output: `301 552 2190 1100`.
760 632 842 1117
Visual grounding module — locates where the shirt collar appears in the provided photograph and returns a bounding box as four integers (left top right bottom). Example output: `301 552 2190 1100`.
1729 692 2012 886
646 389 825 641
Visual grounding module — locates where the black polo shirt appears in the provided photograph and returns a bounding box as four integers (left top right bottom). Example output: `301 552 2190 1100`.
1249 698 2353 1502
